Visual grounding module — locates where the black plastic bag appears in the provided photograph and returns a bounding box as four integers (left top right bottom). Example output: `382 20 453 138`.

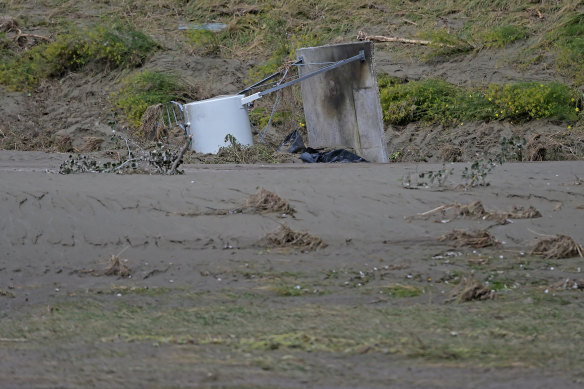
300 149 368 163
279 130 367 163
278 129 306 154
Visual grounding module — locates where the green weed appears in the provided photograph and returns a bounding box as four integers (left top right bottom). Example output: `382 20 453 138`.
379 284 422 298
0 24 158 90
547 12 584 85
483 24 527 48
271 284 307 297
380 79 492 125
486 82 579 122
184 29 221 56
417 29 474 60
379 78 580 125
110 70 193 128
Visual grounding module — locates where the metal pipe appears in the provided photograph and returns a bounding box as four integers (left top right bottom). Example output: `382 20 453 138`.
237 58 304 95
259 51 364 98
241 51 365 105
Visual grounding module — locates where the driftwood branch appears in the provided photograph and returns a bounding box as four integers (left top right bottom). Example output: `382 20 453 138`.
13 29 52 43
357 31 455 48
169 135 192 175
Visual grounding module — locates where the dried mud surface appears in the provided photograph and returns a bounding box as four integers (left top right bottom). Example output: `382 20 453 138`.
1 152 583 388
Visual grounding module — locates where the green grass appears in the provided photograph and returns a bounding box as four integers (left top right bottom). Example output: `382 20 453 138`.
110 70 194 128
548 12 584 85
0 24 158 91
379 78 581 125
486 82 580 122
378 284 423 298
2 290 583 371
483 25 527 48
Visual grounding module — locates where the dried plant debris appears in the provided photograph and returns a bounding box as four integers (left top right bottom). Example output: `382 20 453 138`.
78 136 104 152
440 229 499 248
73 254 132 278
102 255 132 277
176 188 295 217
139 104 167 140
0 289 16 298
78 256 130 277
0 16 18 32
409 200 541 224
447 277 495 303
531 234 583 259
526 134 548 161
59 134 189 175
263 224 326 251
551 278 584 291
243 188 295 216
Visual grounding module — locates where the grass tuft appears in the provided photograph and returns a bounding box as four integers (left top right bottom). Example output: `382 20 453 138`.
482 24 527 48
110 70 194 128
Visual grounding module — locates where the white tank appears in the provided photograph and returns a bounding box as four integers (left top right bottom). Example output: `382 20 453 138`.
184 95 254 154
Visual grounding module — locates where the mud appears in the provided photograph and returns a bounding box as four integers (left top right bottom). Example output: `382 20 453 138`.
1 153 584 387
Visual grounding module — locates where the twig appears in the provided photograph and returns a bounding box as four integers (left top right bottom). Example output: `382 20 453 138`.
527 228 555 238
124 137 131 158
417 204 453 217
357 31 455 48
112 158 139 172
13 29 51 42
0 337 27 342
168 135 191 175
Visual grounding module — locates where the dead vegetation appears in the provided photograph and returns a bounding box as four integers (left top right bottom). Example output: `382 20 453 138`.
0 16 18 32
447 276 495 303
74 254 132 278
100 255 132 278
263 223 327 251
531 234 584 259
1 15 51 50
138 104 166 140
213 139 290 164
0 127 55 151
177 188 295 217
440 229 498 248
0 288 16 298
440 145 462 162
526 134 548 161
525 132 584 161
357 30 457 48
550 278 584 291
78 137 104 152
410 200 541 224
243 188 295 216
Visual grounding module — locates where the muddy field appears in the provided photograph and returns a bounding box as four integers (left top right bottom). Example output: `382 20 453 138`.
2 2 584 387
1 151 583 388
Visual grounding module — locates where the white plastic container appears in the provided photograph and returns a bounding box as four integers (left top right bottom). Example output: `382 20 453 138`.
184 95 253 154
